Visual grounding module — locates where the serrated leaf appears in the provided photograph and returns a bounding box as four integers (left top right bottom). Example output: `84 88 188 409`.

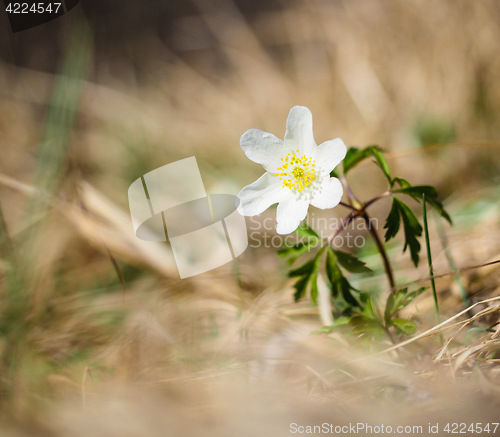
362 298 378 321
277 241 309 256
385 287 427 323
326 247 342 287
310 273 319 305
289 258 316 277
384 293 396 324
277 241 311 266
340 277 359 307
278 223 321 266
394 196 422 267
385 288 407 324
425 197 452 223
310 247 326 305
384 198 401 242
406 286 427 302
291 246 325 303
326 248 359 307
394 185 438 198
369 146 392 184
293 274 311 302
394 185 452 224
390 318 417 335
334 250 372 273
350 315 385 341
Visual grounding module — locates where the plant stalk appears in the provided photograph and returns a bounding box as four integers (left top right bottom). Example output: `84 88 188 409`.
422 194 443 346
363 212 396 291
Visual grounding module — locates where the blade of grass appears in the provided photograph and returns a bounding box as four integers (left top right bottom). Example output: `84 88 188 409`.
0 22 93 399
423 193 443 346
0 201 25 398
28 21 92 216
0 201 25 335
20 21 92 281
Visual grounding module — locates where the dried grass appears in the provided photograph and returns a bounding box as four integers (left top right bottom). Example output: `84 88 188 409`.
1 0 500 434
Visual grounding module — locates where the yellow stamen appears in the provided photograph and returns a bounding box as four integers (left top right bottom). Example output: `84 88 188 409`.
277 151 316 192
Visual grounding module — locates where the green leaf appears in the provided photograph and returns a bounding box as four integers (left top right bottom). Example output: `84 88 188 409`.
277 242 311 266
310 247 326 305
425 197 452 224
342 146 383 174
342 145 392 186
293 274 311 302
394 185 452 224
310 275 320 305
390 318 417 335
362 298 379 321
331 294 353 314
334 250 372 273
350 315 385 341
394 196 423 267
369 147 392 184
383 198 401 242
289 258 316 277
384 287 427 323
329 168 340 178
277 241 307 255
385 288 404 323
342 147 364 174
290 246 326 304
394 185 438 198
278 222 321 266
392 177 411 189
294 221 320 239
326 247 342 287
340 277 358 307
406 286 427 302
326 248 359 307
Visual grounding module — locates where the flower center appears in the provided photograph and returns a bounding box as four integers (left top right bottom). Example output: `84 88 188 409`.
292 167 305 179
275 149 315 192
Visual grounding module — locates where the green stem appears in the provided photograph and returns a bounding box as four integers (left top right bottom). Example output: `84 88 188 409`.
363 212 396 291
328 177 396 291
326 211 360 246
423 193 443 346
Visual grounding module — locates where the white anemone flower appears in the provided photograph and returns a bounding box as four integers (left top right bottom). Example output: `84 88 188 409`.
237 106 347 234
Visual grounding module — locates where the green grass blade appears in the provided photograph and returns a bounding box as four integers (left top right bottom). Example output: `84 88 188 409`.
422 193 443 346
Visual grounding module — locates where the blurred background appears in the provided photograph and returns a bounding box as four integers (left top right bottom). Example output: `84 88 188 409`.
1 0 500 435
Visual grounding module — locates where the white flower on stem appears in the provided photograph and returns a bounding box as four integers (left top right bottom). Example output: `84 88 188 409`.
237 106 347 234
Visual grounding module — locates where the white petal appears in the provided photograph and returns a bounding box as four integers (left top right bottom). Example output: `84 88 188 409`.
284 106 316 156
310 177 343 209
241 129 291 173
237 173 284 216
314 138 347 176
276 191 310 234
